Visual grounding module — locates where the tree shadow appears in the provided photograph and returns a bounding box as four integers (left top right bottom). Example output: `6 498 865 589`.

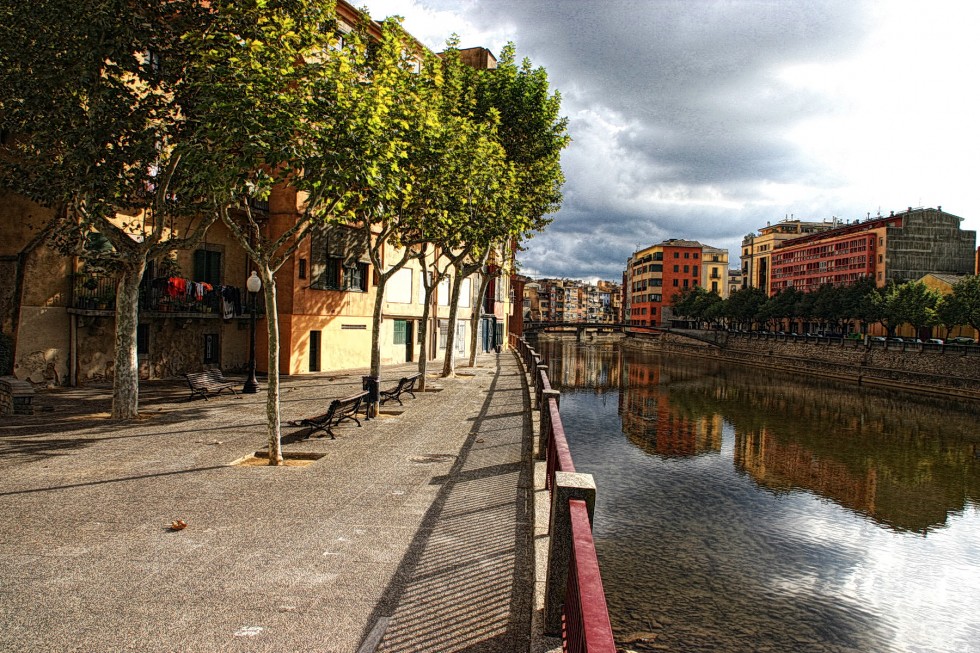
358 352 536 652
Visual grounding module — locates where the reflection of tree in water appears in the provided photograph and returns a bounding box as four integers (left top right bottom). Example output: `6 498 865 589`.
614 344 979 533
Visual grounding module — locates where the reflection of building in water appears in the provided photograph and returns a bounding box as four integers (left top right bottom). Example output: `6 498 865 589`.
619 361 723 457
736 427 879 516
537 340 622 391
704 365 980 533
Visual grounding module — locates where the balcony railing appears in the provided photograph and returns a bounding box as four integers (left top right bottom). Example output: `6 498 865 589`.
69 273 263 317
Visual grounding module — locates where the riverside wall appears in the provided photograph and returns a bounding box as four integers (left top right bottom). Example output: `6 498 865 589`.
621 333 980 401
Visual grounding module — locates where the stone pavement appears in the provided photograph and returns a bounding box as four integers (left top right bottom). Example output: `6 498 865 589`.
0 352 561 653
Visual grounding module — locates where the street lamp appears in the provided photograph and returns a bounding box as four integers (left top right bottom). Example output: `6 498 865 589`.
243 270 262 394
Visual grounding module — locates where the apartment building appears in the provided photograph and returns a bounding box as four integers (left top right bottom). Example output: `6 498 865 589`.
769 207 976 294
701 246 730 298
740 218 836 294
626 239 725 327
727 269 743 297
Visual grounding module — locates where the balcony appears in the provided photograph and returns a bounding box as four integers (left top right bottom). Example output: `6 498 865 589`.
69 273 262 318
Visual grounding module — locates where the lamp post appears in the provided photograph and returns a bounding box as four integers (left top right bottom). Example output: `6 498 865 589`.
243 270 261 394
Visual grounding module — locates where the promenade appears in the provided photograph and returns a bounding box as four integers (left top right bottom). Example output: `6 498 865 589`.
0 352 559 652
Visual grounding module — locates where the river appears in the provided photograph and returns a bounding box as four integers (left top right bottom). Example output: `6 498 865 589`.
535 339 980 653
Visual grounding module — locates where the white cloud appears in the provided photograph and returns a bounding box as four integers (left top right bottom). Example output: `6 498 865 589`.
356 0 980 280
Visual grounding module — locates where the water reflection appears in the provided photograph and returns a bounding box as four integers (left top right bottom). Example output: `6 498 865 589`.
535 339 980 653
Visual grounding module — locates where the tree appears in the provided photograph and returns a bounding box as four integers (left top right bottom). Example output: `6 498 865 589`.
950 275 980 333
181 0 404 463
0 0 218 419
461 42 570 367
934 293 968 339
671 287 720 328
340 19 446 409
871 281 938 338
725 287 767 331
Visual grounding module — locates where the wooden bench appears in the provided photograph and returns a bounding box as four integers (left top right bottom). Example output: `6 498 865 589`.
295 391 369 439
380 373 421 407
185 369 238 401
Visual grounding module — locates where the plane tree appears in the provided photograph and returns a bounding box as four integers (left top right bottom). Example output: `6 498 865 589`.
0 0 221 419
459 42 570 368
950 275 980 334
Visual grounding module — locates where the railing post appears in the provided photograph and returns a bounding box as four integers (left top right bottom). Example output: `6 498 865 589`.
545 471 596 636
536 365 548 409
539 389 560 460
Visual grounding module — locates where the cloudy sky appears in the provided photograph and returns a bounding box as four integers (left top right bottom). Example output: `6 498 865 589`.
357 0 980 282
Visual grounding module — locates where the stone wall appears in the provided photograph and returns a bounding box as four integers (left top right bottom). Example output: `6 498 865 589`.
625 334 980 400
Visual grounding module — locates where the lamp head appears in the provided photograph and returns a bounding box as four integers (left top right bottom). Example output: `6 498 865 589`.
246 270 262 293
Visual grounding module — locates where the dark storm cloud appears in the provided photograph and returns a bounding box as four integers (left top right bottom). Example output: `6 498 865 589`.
458 0 872 280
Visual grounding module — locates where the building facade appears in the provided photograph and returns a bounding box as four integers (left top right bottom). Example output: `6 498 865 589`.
769 207 976 294
701 246 730 298
626 239 725 327
740 218 836 294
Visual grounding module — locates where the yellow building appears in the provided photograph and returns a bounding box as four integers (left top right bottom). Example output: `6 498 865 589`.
740 218 835 294
701 246 730 298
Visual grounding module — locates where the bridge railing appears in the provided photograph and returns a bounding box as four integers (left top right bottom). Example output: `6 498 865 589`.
510 334 616 653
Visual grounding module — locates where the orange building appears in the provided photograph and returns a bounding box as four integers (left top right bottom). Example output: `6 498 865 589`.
625 239 723 327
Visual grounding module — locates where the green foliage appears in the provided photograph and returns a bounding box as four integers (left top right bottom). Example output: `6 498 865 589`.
950 275 980 332
672 286 722 326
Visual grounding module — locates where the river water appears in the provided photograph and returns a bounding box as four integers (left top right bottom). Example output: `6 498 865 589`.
535 339 980 653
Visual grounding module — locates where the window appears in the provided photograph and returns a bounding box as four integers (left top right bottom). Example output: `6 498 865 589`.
711 281 718 292
310 225 369 292
193 249 222 285
650 264 662 272
692 266 698 275
393 320 408 345
673 279 679 287
693 253 699 259
653 252 663 261
683 279 689 288
456 321 466 354
439 320 448 349
144 49 162 75
673 265 679 272
298 259 307 280
313 257 342 290
683 265 689 273
343 262 368 292
673 252 679 258
684 252 690 259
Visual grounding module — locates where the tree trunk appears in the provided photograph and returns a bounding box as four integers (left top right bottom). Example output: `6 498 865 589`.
111 261 146 420
416 283 434 392
468 270 492 367
441 268 464 378
260 267 283 465
367 272 389 417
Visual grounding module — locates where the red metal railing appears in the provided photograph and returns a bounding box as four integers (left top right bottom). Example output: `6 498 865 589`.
510 333 617 653
563 499 616 653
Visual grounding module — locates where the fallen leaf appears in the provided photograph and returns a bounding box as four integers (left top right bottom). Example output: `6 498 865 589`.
169 520 188 531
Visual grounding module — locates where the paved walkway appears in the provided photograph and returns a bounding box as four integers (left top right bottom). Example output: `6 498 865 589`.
0 352 555 652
